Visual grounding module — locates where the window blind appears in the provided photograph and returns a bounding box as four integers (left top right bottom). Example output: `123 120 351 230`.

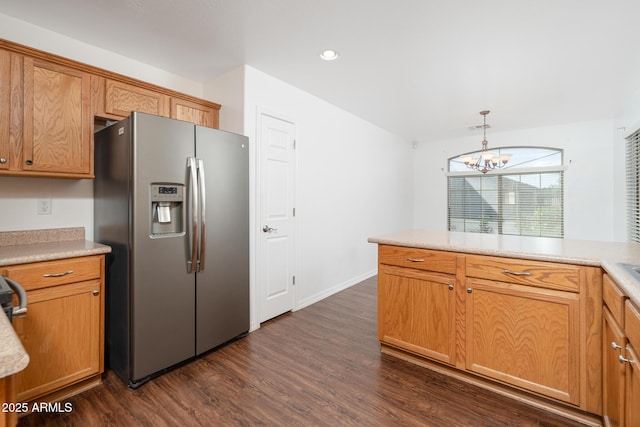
626 129 640 242
447 172 564 238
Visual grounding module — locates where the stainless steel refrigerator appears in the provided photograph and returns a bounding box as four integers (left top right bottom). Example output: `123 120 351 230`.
94 112 249 388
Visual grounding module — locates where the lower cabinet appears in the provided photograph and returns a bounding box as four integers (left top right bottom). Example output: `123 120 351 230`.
465 277 580 404
603 308 626 426
379 264 456 365
3 255 105 403
602 273 640 427
0 375 17 427
377 245 602 420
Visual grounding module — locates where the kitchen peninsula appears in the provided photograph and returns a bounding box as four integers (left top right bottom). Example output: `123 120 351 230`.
369 229 640 426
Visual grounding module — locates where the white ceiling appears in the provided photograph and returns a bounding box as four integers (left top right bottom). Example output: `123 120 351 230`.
2 0 640 143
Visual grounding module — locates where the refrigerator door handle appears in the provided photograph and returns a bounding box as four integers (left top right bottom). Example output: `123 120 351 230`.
187 157 199 273
197 159 206 272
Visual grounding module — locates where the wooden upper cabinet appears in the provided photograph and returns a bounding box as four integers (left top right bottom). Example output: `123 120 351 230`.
0 38 223 179
0 49 10 171
104 78 169 118
171 97 219 128
91 75 220 128
22 57 92 177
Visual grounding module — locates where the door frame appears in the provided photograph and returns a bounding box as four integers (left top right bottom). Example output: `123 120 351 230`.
254 106 298 329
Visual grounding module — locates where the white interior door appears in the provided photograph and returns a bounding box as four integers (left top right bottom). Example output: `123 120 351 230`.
258 112 296 323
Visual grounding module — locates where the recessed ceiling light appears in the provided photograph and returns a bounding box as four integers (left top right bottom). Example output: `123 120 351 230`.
320 49 339 61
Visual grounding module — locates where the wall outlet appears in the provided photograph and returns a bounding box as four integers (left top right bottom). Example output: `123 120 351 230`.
37 199 52 215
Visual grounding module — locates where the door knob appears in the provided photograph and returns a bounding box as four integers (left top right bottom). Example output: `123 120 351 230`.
262 225 278 233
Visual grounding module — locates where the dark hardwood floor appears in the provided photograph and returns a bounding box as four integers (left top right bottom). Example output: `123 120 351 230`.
19 276 588 426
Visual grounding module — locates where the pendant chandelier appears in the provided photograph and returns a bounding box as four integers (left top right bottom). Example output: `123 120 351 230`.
460 110 511 174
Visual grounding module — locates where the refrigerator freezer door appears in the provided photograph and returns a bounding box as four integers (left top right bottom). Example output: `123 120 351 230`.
195 126 250 354
130 112 197 381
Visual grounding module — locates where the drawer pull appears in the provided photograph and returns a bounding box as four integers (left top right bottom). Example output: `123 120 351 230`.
43 270 74 278
619 354 635 364
612 341 623 351
503 269 531 277
406 258 425 263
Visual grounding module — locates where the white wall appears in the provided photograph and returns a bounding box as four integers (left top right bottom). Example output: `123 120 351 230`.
206 66 414 328
414 119 618 242
0 13 203 96
0 177 93 236
203 67 245 135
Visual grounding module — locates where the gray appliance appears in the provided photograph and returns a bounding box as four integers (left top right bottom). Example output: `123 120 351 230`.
94 112 249 388
0 275 27 324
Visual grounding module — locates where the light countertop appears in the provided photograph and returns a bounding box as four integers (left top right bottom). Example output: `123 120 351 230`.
0 228 111 378
368 229 640 307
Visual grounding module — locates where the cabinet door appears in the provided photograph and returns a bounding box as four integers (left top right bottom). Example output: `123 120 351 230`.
23 57 91 176
0 49 9 171
379 265 456 365
603 308 626 427
105 79 169 118
625 344 640 427
465 278 580 405
12 281 101 401
170 97 219 128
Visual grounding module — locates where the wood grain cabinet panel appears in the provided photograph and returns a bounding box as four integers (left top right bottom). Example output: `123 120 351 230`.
170 97 219 128
624 301 640 427
104 79 169 118
603 308 626 427
625 344 640 427
12 281 101 401
465 277 580 404
604 274 627 327
0 49 9 171
466 254 580 292
22 57 92 176
379 265 457 365
5 256 102 291
3 255 105 404
377 245 602 422
379 245 457 274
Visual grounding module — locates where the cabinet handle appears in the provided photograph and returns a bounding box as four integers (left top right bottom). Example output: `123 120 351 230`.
92 290 99 296
25 159 33 165
503 269 531 276
448 285 454 290
0 157 6 164
43 270 74 278
467 288 473 293
612 341 623 350
619 354 635 364
406 258 425 263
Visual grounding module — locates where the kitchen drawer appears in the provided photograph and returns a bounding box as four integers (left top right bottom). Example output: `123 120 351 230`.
3 256 102 291
378 245 457 275
465 255 580 292
603 274 627 327
626 300 640 352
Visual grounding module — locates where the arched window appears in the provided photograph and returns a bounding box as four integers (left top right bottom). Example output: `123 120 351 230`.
447 147 565 238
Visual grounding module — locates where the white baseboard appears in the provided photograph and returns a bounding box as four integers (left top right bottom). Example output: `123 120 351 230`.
295 269 377 311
